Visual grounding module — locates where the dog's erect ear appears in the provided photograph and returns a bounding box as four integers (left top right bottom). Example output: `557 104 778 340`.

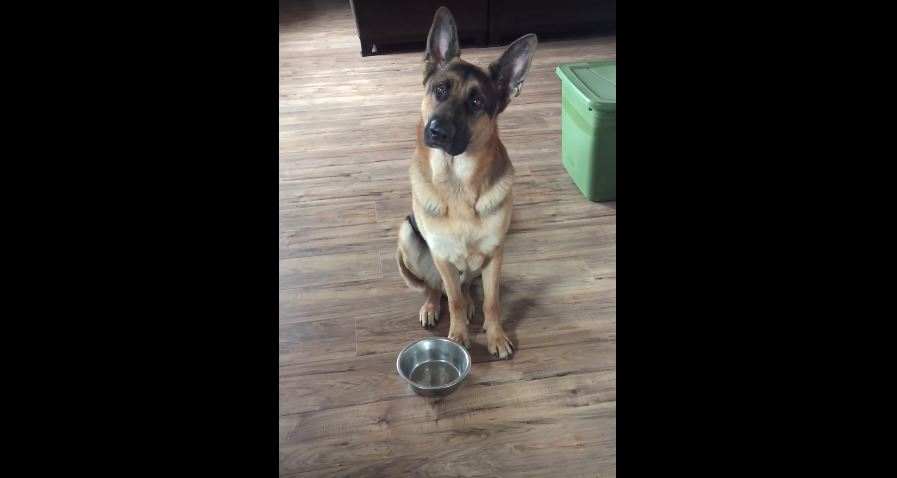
423 7 460 84
489 34 538 114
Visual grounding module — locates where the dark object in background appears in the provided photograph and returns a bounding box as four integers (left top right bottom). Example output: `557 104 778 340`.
350 0 616 57
350 0 488 56
488 0 616 46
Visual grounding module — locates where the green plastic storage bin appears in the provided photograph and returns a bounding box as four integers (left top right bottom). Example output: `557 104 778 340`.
555 61 616 202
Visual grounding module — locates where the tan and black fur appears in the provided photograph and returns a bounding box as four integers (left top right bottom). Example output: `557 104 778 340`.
396 7 537 359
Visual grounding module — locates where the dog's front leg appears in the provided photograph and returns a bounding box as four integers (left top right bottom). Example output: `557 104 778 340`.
431 254 470 348
483 247 514 359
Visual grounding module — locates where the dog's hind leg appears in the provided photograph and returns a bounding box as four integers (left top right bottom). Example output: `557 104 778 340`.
419 286 442 329
397 219 445 328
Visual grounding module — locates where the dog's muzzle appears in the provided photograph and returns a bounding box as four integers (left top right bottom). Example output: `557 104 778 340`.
424 118 465 155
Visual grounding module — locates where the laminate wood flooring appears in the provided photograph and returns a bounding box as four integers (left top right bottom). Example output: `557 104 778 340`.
280 1 616 475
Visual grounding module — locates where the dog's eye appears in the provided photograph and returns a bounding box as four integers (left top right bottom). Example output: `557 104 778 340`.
471 96 484 109
433 84 447 99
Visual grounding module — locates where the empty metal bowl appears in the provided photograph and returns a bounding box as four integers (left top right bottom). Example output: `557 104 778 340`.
396 337 471 397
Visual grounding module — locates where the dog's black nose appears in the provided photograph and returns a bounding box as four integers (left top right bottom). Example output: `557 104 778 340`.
427 119 455 143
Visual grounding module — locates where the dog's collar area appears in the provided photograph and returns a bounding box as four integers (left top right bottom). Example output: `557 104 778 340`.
406 212 427 245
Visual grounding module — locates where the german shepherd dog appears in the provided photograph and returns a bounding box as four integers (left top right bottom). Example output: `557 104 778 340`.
396 7 537 359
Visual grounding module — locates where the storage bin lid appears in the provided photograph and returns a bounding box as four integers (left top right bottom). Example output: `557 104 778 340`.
556 61 616 111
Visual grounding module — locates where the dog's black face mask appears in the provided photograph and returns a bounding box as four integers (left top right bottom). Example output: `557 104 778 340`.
420 7 538 157
423 102 471 156
423 63 498 156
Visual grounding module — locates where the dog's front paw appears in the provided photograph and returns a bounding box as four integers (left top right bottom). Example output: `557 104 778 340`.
486 329 514 359
447 324 470 349
419 302 440 329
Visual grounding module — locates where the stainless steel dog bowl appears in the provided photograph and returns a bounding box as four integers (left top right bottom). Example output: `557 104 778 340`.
396 337 471 397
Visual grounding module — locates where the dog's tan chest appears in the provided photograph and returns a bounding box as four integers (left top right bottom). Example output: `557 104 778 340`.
409 145 513 272
421 151 507 271
425 213 504 272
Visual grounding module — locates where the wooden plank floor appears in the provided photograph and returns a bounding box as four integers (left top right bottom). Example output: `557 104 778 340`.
280 1 616 475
